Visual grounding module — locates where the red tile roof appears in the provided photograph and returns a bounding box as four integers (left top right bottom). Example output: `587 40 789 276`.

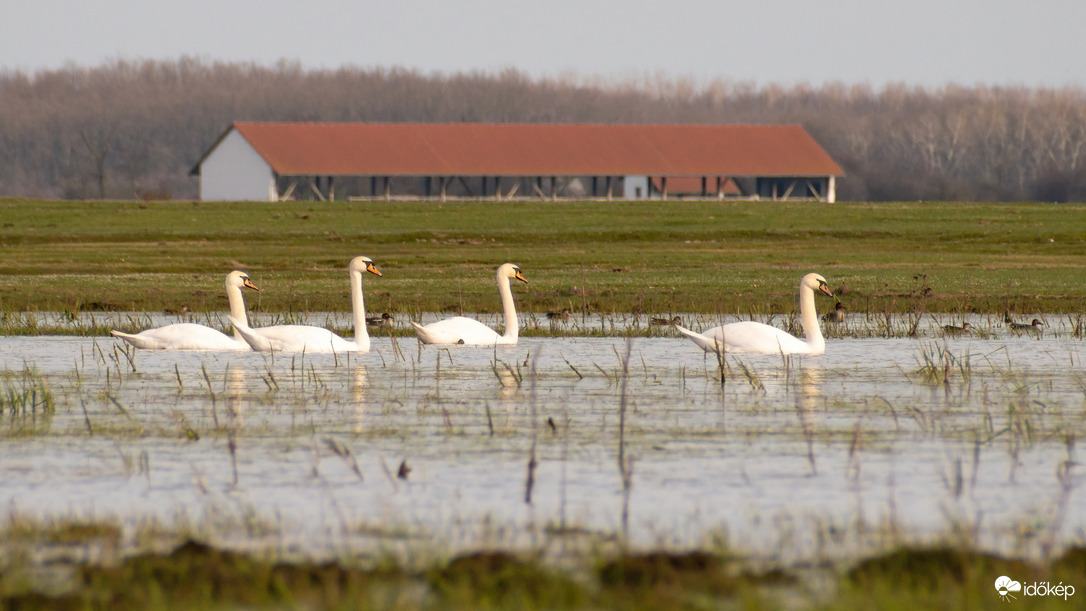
224 122 843 177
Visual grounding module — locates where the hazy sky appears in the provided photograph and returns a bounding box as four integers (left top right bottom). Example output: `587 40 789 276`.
4 0 1084 89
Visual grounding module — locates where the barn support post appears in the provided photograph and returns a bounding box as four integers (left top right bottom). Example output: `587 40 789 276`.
440 176 448 202
661 176 668 201
781 180 796 200
281 180 298 201
827 176 836 203
606 176 613 201
307 177 326 202
551 176 558 201
328 176 335 202
384 177 391 201
456 176 474 196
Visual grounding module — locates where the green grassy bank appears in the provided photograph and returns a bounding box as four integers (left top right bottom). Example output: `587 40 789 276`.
1 198 1084 316
1 539 1083 610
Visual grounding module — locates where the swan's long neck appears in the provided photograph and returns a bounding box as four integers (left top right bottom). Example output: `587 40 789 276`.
798 282 825 352
497 272 519 341
225 280 248 340
350 269 370 351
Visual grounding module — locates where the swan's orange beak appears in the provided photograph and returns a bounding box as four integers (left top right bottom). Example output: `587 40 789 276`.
818 282 833 298
244 279 259 291
366 262 382 277
514 270 528 284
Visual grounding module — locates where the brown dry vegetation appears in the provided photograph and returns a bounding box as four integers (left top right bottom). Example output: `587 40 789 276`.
2 541 1084 610
3 58 1086 202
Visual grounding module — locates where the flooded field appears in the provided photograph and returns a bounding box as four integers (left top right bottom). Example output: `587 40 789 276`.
1 312 1085 575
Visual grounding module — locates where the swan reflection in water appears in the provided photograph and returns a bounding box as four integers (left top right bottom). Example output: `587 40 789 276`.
224 364 247 424
350 366 368 433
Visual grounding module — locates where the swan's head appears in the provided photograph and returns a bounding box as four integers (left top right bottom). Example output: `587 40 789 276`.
349 255 382 277
226 270 259 291
801 273 833 298
498 262 528 284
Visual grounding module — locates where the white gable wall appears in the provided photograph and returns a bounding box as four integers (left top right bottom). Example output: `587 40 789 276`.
623 175 648 200
199 129 277 201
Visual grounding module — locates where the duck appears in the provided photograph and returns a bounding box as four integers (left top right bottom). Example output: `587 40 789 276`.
675 273 834 355
822 302 846 325
366 313 394 327
411 263 527 345
650 316 683 326
942 322 971 336
546 308 572 322
1009 318 1044 336
110 270 258 350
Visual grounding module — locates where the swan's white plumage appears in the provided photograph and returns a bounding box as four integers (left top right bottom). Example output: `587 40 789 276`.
676 272 834 355
110 270 258 350
230 255 381 353
411 263 527 345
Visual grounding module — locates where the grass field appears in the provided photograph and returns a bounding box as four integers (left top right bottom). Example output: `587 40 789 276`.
1 198 1085 317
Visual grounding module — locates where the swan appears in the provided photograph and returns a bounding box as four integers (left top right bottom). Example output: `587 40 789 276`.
411 263 527 345
229 255 382 353
110 270 259 350
675 272 834 355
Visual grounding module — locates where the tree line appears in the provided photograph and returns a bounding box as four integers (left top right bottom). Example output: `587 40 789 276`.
2 57 1085 202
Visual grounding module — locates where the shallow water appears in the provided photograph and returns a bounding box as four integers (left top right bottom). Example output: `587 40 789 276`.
1 328 1084 566
6 308 1077 339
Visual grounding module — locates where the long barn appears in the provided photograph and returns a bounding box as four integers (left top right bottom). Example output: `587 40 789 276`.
192 122 844 202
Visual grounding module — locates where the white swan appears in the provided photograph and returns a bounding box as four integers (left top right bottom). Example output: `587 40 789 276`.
110 270 259 350
411 263 527 345
229 255 381 353
675 272 834 355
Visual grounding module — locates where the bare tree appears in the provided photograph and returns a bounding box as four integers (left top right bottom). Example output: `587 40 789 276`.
3 58 1086 201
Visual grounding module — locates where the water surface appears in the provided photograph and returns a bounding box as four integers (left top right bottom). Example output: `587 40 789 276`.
1 329 1082 566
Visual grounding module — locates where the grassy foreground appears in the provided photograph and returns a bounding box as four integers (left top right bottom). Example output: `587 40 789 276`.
1 539 1083 610
2 198 1085 317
